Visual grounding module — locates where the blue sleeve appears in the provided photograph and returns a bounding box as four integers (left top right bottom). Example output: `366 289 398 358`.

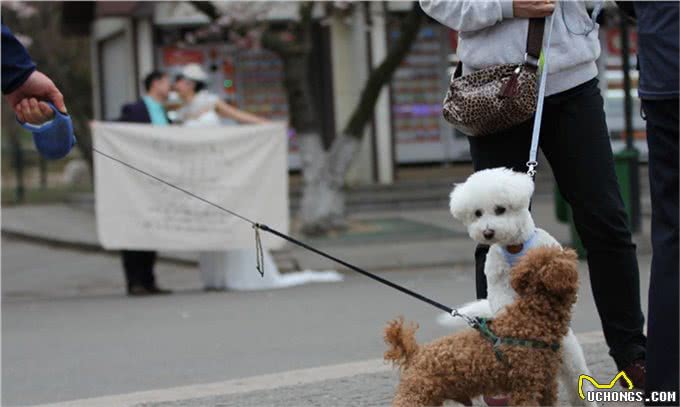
2 23 37 94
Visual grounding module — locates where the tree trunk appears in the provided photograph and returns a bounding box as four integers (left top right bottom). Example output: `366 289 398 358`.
74 122 93 168
260 3 333 233
191 1 423 236
280 55 328 231
300 3 423 234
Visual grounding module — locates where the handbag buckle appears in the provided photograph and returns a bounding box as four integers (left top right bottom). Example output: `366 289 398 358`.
524 53 539 68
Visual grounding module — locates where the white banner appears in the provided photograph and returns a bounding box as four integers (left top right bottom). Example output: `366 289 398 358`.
93 121 289 251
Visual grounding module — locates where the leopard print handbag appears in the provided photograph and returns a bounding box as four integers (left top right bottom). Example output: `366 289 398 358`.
442 18 545 137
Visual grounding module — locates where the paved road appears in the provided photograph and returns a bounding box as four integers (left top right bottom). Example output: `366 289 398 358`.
2 237 651 406
137 340 620 407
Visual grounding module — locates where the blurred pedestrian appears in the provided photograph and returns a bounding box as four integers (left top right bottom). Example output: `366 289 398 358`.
2 23 74 159
118 70 173 296
421 0 647 390
174 63 267 291
173 63 341 291
619 2 679 404
173 63 267 127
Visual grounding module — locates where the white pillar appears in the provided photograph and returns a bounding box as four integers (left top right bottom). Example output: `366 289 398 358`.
91 17 136 120
135 18 155 93
369 2 394 184
330 8 374 185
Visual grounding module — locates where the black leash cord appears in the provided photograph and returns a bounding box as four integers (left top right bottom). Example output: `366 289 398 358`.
93 147 454 315
258 223 454 314
92 147 258 226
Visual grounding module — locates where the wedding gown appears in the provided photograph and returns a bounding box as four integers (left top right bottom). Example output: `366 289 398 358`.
176 92 343 290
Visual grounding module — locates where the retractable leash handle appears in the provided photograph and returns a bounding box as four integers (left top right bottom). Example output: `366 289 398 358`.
17 102 77 160
527 14 555 177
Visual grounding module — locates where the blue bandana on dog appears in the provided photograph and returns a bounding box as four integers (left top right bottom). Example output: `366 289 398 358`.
502 230 539 267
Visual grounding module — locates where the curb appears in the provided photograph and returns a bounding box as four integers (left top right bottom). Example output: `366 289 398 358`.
32 331 607 407
1 229 197 266
1 227 478 271
2 224 651 272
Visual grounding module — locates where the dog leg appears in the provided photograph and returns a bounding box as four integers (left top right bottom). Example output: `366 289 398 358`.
559 329 597 407
393 372 448 407
509 391 540 406
538 374 559 406
437 299 492 329
510 377 542 406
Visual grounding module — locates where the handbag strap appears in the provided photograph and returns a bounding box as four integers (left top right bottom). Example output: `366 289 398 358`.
524 18 545 72
453 18 545 77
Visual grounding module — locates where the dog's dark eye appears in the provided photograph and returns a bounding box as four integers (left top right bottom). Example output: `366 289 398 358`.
495 206 506 215
474 209 483 218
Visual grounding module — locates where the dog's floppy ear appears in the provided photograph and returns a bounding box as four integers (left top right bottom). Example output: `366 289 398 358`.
511 247 579 299
449 182 468 220
505 171 535 211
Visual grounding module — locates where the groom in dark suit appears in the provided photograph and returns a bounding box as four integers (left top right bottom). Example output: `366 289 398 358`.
118 71 172 296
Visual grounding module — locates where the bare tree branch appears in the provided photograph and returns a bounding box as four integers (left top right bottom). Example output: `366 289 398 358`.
190 1 220 20
343 2 423 138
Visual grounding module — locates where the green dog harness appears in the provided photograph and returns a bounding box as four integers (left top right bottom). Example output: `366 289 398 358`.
473 317 560 367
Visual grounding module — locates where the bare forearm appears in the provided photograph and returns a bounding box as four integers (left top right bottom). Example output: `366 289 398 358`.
216 101 269 124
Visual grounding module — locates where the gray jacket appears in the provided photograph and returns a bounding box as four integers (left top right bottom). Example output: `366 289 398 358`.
420 0 600 96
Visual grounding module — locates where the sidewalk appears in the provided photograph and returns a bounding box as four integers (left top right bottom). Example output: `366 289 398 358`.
139 338 631 407
35 333 633 407
1 192 651 271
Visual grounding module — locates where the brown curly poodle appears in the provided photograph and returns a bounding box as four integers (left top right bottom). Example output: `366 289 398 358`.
384 247 579 407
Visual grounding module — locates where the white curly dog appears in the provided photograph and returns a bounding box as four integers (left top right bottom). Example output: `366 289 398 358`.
441 167 596 407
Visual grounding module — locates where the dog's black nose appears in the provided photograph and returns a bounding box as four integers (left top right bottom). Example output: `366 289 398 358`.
483 230 495 240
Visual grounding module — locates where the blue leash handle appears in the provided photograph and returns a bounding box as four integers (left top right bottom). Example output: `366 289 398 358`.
17 102 76 160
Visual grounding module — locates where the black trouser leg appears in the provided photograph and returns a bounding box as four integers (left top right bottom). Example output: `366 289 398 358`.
642 98 679 402
474 245 490 298
539 79 646 370
121 250 158 289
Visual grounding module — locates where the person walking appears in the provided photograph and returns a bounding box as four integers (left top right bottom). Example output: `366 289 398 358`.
620 2 679 404
118 70 173 296
420 0 647 389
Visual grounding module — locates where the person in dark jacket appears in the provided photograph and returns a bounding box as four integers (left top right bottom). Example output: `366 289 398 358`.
119 71 172 296
620 2 679 404
2 23 74 158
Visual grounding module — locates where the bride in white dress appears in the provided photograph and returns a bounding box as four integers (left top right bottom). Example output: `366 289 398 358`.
173 63 342 291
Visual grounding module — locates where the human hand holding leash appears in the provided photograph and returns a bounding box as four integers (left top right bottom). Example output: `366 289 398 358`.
15 96 56 125
513 0 556 18
7 71 67 121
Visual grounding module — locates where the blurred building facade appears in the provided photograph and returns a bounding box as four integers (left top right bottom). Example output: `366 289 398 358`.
64 1 645 184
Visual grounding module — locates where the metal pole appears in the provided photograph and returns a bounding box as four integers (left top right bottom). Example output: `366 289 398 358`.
13 140 24 203
618 11 640 232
